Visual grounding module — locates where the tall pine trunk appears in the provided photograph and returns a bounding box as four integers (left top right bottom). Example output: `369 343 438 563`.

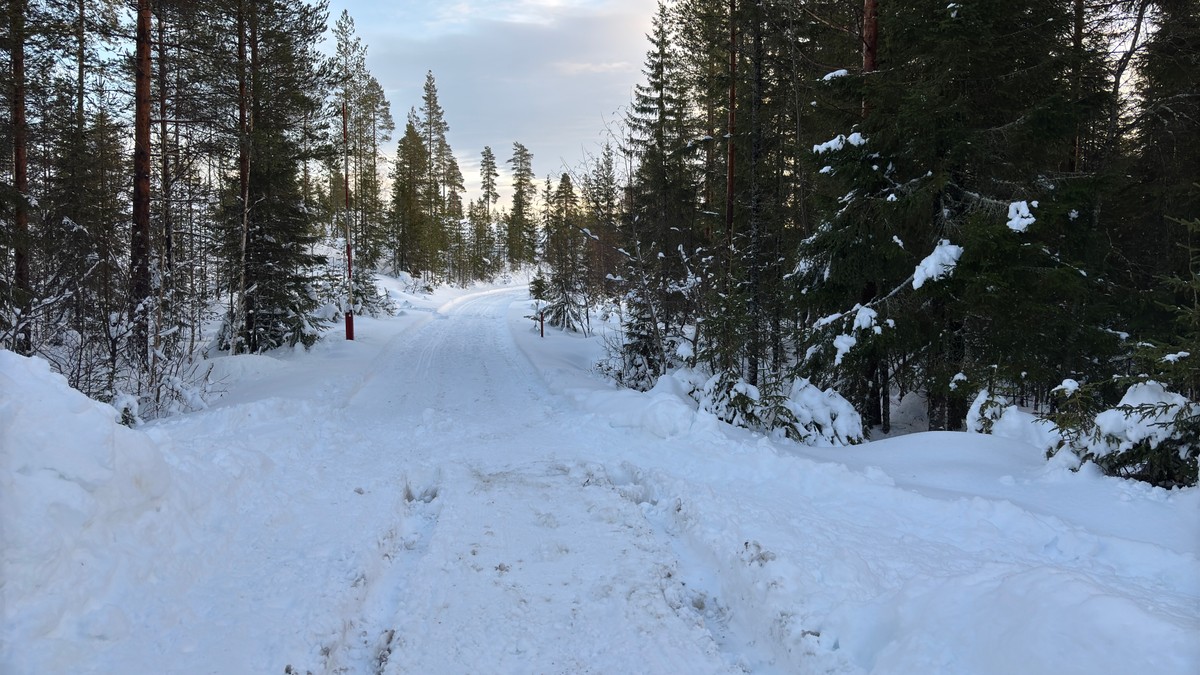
10 0 30 354
235 0 251 353
130 0 153 364
746 0 764 388
862 0 878 116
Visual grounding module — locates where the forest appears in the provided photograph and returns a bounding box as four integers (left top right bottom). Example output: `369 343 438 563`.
2 0 1197 486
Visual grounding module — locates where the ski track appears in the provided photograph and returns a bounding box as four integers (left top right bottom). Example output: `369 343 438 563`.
66 286 1196 674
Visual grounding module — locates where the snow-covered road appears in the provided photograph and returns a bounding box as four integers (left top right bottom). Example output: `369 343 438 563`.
114 288 742 674
4 280 1198 674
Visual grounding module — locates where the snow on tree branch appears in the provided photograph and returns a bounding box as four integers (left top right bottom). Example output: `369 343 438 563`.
1007 200 1037 233
912 240 964 289
813 132 867 154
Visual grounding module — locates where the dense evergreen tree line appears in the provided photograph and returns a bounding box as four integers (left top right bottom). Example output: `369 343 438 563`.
3 0 1195 483
0 2 534 418
555 0 1195 484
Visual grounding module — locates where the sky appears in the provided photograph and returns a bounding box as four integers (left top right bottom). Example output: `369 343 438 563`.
324 0 655 203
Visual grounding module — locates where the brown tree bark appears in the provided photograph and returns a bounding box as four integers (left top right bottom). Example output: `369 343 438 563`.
862 0 878 117
130 0 153 362
235 0 251 353
862 0 878 73
11 0 31 353
1069 0 1084 172
724 0 737 281
76 0 84 135
157 7 173 277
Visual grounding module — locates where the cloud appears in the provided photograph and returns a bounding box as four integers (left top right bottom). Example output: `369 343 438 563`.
554 61 635 75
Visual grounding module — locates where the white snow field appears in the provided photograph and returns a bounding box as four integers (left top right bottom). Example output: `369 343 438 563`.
3 278 1198 674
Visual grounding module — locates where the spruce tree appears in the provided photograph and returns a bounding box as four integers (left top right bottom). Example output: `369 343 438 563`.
800 0 1110 429
389 113 430 275
220 0 330 352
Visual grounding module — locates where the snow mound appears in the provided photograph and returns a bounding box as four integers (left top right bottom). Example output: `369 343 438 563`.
1 351 174 660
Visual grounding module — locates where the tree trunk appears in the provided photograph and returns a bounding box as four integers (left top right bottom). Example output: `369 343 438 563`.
1069 0 1083 172
11 0 31 354
130 0 153 364
724 0 737 265
880 356 891 434
75 0 85 135
157 8 173 277
862 0 878 116
235 0 251 353
746 0 764 388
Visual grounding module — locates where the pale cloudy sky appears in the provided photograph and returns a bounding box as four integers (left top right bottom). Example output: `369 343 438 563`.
325 0 655 202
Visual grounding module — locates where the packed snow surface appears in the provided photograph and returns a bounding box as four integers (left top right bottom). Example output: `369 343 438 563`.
3 277 1198 674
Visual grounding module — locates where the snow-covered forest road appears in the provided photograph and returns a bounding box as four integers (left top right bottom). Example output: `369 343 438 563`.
156 287 743 674
4 280 1198 674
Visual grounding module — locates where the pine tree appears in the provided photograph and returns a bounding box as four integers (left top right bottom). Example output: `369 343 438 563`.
580 142 622 297
619 0 700 384
479 146 500 218
1121 0 1199 330
417 71 449 220
506 142 537 267
4 0 32 354
332 11 394 272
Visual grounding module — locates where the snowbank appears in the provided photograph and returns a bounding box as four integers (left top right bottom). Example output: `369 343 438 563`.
1 351 175 668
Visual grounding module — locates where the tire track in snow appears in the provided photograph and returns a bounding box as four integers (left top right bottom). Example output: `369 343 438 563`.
595 461 858 675
374 460 738 675
288 467 444 675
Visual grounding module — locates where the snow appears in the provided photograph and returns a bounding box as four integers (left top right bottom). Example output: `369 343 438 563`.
1163 351 1190 363
3 275 1199 675
813 132 868 154
1088 381 1194 458
1052 378 1081 397
965 390 1063 455
821 69 849 81
912 240 964 289
1007 200 1037 232
833 333 857 366
852 305 877 331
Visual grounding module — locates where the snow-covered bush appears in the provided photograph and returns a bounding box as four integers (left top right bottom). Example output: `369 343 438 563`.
687 370 862 446
1069 382 1198 488
783 377 865 446
972 378 1199 487
694 371 788 435
965 390 1008 434
965 389 1063 455
597 296 678 392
